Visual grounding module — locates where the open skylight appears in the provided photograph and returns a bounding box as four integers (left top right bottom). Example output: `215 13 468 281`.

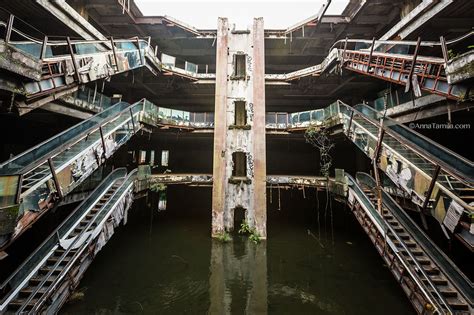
135 0 350 29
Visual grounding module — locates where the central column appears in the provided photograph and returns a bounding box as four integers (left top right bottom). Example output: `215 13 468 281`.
212 18 267 238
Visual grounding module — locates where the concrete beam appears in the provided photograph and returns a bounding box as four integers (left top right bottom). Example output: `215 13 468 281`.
41 102 93 119
0 42 42 81
446 51 474 84
380 0 453 40
36 0 107 40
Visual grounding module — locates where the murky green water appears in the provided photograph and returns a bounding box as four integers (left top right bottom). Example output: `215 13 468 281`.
61 190 414 314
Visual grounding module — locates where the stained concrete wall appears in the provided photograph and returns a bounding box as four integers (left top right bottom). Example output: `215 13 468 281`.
212 18 266 237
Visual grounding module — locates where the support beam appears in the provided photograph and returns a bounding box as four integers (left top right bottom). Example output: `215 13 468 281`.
66 37 81 84
373 119 385 214
48 158 63 198
211 18 228 237
253 18 267 238
211 18 267 238
421 166 441 214
99 126 107 158
405 37 421 93
5 14 14 44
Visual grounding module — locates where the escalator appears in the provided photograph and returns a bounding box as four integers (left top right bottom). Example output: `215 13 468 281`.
276 36 473 101
284 101 473 247
0 168 136 314
0 101 142 248
345 172 473 314
0 97 216 249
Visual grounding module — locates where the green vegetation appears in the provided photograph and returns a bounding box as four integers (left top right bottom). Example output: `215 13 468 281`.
238 221 251 234
238 221 261 244
149 182 166 192
304 126 334 178
215 231 232 243
447 49 459 60
248 232 261 244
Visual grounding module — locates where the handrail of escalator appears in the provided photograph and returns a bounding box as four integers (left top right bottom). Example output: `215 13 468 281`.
329 31 474 51
356 172 474 306
286 100 473 212
0 168 127 306
349 172 452 314
28 168 137 313
0 102 133 175
352 103 474 183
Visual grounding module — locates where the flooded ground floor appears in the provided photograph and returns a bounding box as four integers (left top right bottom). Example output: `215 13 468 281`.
61 186 414 314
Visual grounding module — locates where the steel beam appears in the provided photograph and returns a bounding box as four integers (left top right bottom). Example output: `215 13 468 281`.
66 37 82 84
48 158 63 198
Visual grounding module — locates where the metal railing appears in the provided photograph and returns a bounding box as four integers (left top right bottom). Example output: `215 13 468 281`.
347 172 451 314
25 169 136 313
0 168 127 311
360 173 473 307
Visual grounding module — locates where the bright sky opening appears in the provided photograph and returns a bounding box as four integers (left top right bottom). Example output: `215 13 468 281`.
135 0 350 29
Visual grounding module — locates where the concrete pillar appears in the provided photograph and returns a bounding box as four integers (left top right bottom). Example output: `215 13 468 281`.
211 18 229 236
252 18 267 238
211 18 267 238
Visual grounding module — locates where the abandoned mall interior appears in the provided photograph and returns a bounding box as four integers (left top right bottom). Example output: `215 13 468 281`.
0 0 472 313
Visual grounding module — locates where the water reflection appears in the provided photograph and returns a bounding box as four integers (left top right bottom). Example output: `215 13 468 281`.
209 240 267 314
59 193 414 315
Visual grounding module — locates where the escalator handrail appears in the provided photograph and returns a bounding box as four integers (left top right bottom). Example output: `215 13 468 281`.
29 168 137 313
0 102 132 174
329 32 474 52
353 103 474 182
0 102 131 173
357 172 473 306
0 168 127 304
349 172 452 314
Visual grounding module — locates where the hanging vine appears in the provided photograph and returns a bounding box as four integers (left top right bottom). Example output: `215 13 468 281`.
304 126 335 177
305 126 336 248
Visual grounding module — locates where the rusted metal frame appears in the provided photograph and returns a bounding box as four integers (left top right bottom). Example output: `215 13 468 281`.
399 59 405 85
373 54 379 76
40 36 48 61
348 53 461 101
47 63 57 90
66 37 82 84
47 158 63 198
110 37 119 72
366 38 376 73
421 165 441 214
373 119 385 214
440 36 449 63
405 37 421 93
99 126 107 158
390 55 398 76
129 108 137 133
417 61 427 88
340 37 348 66
5 14 14 43
346 110 354 136
432 63 443 93
135 36 144 65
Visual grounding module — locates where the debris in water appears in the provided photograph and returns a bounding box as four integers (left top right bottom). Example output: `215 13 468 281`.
307 229 325 249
